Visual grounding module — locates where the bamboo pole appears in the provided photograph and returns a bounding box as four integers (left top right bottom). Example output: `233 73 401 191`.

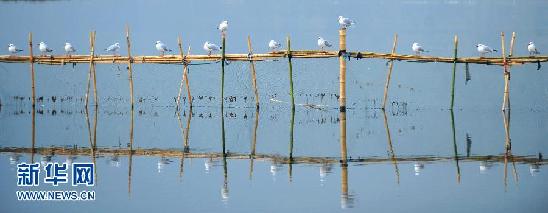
126 26 135 109
247 36 260 109
184 46 192 108
450 35 459 110
28 32 36 107
287 36 295 109
450 111 461 183
509 32 516 57
501 32 510 111
85 31 93 108
176 36 185 111
382 34 398 110
339 29 347 112
383 110 400 184
340 111 348 165
221 34 226 109
91 31 98 107
288 108 295 182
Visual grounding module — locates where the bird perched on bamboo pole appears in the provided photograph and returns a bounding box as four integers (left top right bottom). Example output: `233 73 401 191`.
218 20 228 36
268 40 281 52
38 42 53 56
8 44 23 55
64 42 76 56
317 37 332 50
203 41 221 56
105 42 120 56
412 42 428 55
155 41 172 57
528 42 540 56
338 16 355 29
476 44 497 57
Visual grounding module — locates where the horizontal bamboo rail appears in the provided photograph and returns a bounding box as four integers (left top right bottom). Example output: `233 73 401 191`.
1 51 546 65
2 146 545 165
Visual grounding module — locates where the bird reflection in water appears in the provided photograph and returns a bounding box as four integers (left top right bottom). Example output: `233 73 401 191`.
414 162 424 176
157 157 172 173
480 161 494 174
529 164 540 176
221 182 229 204
64 155 77 166
109 155 121 168
40 154 53 167
320 163 332 185
9 153 21 165
204 158 219 174
270 162 283 181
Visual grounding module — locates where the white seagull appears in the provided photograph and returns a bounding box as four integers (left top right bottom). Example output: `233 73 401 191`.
338 16 355 29
476 44 497 57
38 42 53 56
412 42 428 55
105 42 120 55
218 20 228 33
203 41 221 56
268 40 282 51
528 41 540 55
64 42 76 56
317 37 332 50
8 44 23 55
155 41 172 56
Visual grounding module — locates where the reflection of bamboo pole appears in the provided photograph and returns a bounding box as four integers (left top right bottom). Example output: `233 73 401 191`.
126 26 135 109
340 112 348 165
128 107 134 197
450 35 459 110
31 103 36 163
176 38 192 110
288 108 295 182
249 109 259 180
383 110 400 184
287 36 295 109
501 32 510 111
382 34 398 110
28 32 36 107
450 111 461 183
339 29 347 112
184 109 191 153
247 36 260 109
341 165 350 209
221 110 226 156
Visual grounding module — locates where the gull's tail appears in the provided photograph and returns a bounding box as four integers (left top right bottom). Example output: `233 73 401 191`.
167 49 172 52
46 48 53 52
16 49 23 52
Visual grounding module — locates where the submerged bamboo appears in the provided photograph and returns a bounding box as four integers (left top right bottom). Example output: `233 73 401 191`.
382 34 398 110
126 26 135 109
247 36 260 109
450 35 459 110
287 36 295 109
339 29 347 112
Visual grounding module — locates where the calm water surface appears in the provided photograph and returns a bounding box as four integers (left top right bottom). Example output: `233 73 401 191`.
1 0 547 212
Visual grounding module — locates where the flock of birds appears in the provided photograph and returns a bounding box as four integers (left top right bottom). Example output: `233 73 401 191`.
5 16 542 57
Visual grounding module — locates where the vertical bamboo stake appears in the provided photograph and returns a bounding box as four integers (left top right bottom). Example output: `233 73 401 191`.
501 32 510 111
85 31 93 108
28 32 36 107
247 36 260 109
288 108 295 182
92 31 98 107
286 36 295 109
341 163 349 209
126 26 135 109
450 35 459 110
382 34 398 110
339 29 347 112
221 34 226 109
176 36 185 111
509 32 516 57
340 111 348 165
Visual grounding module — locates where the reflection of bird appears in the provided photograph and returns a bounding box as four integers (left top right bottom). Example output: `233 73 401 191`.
221 183 229 203
65 155 77 166
529 164 540 176
338 16 355 29
317 37 332 50
155 41 172 56
218 20 228 33
110 155 121 167
528 42 540 55
204 158 219 173
64 42 76 56
203 41 221 56
105 42 120 55
157 157 170 173
479 161 493 174
40 155 53 167
268 40 282 51
39 42 53 56
320 163 332 183
476 44 497 57
414 163 424 176
412 42 428 55
8 44 23 55
9 153 21 165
